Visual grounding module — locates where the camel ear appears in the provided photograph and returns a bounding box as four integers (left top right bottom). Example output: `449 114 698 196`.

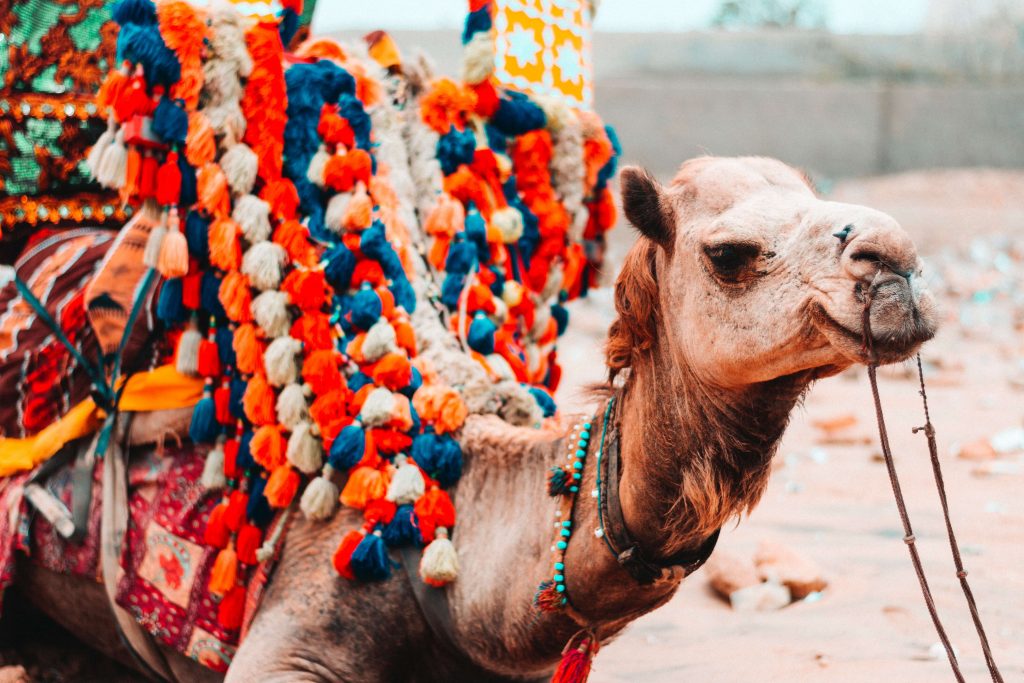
620 166 675 246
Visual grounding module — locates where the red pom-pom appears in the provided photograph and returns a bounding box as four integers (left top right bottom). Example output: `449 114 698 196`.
236 523 263 565
331 529 364 579
471 80 500 117
198 338 221 378
224 489 248 533
414 486 456 529
370 352 411 391
214 382 232 425
223 438 240 479
182 271 201 310
302 350 344 396
204 501 231 548
156 151 182 205
370 428 412 455
138 154 159 200
260 178 300 220
282 269 328 311
217 584 246 630
363 497 397 526
291 312 332 351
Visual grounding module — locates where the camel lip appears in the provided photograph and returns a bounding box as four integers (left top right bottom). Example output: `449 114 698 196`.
809 302 932 365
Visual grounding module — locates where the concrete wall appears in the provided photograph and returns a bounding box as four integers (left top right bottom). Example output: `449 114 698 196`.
332 29 1024 180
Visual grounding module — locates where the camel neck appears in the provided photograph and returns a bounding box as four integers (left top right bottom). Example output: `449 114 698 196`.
615 343 808 559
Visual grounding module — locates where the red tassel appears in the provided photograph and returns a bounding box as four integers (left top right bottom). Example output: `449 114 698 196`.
363 498 397 526
217 584 246 630
331 529 364 580
204 501 230 548
138 154 159 200
156 151 182 205
236 523 263 565
224 489 248 533
198 337 221 377
551 633 598 683
182 271 201 310
223 438 240 479
214 381 232 425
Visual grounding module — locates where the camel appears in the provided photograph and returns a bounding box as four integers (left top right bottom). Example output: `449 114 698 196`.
12 156 937 681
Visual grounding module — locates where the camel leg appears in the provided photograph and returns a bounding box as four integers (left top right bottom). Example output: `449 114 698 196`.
14 557 220 683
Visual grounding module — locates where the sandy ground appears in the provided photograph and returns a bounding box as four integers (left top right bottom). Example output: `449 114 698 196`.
557 169 1024 682
2 169 1023 681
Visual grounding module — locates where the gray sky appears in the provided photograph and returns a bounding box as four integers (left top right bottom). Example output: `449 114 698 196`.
313 0 930 34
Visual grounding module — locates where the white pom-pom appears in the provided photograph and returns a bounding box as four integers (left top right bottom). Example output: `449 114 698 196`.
232 194 272 243
263 336 302 386
419 527 459 585
252 290 292 338
175 326 202 375
491 206 524 244
299 467 338 520
241 241 287 291
201 440 227 490
387 454 425 504
286 421 323 474
220 143 258 196
86 126 114 179
359 386 395 427
325 192 352 234
276 383 309 429
461 30 495 84
362 318 397 363
143 221 167 269
307 145 330 187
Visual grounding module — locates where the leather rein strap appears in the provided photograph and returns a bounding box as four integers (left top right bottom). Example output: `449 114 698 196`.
597 397 720 584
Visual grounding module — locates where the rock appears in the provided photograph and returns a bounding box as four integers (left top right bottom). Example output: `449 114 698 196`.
704 550 761 600
754 541 828 600
0 667 30 683
729 580 791 612
958 439 997 461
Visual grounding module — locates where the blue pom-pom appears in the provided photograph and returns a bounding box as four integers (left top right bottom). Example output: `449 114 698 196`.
184 210 209 261
112 0 156 26
328 424 365 471
409 402 421 433
246 474 274 526
347 371 373 393
189 395 219 443
444 239 476 275
462 6 492 44
515 197 540 263
464 208 489 262
278 7 299 47
399 366 423 400
382 504 422 548
467 314 496 355
200 270 226 321
440 273 465 310
152 97 188 145
529 387 557 418
389 275 416 315
411 430 463 488
487 266 505 297
595 124 621 191
551 303 569 336
485 123 507 153
491 91 546 136
436 128 477 176
237 430 255 470
350 530 391 581
216 326 236 369
349 285 381 330
338 93 372 151
324 243 357 291
157 277 185 324
360 222 405 281
178 154 197 207
229 376 247 420
117 24 181 87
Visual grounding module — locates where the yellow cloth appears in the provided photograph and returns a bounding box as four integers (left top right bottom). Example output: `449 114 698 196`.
0 365 204 477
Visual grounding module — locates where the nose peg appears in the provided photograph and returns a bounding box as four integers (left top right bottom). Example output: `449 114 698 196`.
833 224 853 242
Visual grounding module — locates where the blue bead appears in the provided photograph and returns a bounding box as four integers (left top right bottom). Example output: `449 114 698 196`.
583 422 591 429
561 597 567 605
576 449 586 457
573 461 583 470
569 485 579 492
580 431 590 440
577 440 587 448
557 540 567 550
554 562 564 570
556 584 565 592
560 529 570 537
573 472 581 479
554 573 564 582
562 521 571 527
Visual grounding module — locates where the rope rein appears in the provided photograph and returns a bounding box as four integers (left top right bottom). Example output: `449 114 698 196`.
863 299 1003 682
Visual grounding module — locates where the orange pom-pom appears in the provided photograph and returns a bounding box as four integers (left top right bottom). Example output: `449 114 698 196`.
332 529 364 579
424 193 464 238
302 349 343 395
376 286 395 320
264 465 300 508
370 428 412 455
345 150 373 190
388 393 413 431
318 104 355 148
371 352 411 391
208 217 242 271
339 466 388 510
233 323 264 375
343 183 373 231
224 489 248 532
217 584 246 630
219 271 253 323
323 154 353 192
208 546 238 596
197 162 230 217
185 112 216 167
443 165 492 219
310 390 351 444
414 486 456 529
412 385 468 434
290 312 332 351
296 36 348 62
393 318 417 356
204 501 230 548
96 65 128 115
243 372 276 425
251 424 287 469
420 78 477 134
260 178 300 220
272 219 315 267
281 269 328 311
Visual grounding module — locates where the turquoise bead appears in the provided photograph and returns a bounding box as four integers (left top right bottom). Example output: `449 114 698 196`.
556 584 566 592
557 540 568 550
569 485 579 492
562 521 571 527
572 472 581 479
554 574 564 582
577 440 587 448
573 461 583 470
554 562 564 570
560 597 567 605
580 430 590 440
560 529 570 537
583 422 591 429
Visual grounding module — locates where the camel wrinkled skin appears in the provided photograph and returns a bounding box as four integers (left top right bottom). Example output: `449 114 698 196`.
14 157 937 682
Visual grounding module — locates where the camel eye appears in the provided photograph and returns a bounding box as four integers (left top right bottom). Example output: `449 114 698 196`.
704 243 759 279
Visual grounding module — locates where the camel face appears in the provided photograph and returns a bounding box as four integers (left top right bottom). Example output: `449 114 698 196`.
619 156 938 387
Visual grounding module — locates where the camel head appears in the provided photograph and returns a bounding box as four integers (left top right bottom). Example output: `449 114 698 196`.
608 156 938 388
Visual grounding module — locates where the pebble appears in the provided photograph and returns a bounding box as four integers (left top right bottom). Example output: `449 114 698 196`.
704 550 761 600
729 580 792 612
754 541 828 600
